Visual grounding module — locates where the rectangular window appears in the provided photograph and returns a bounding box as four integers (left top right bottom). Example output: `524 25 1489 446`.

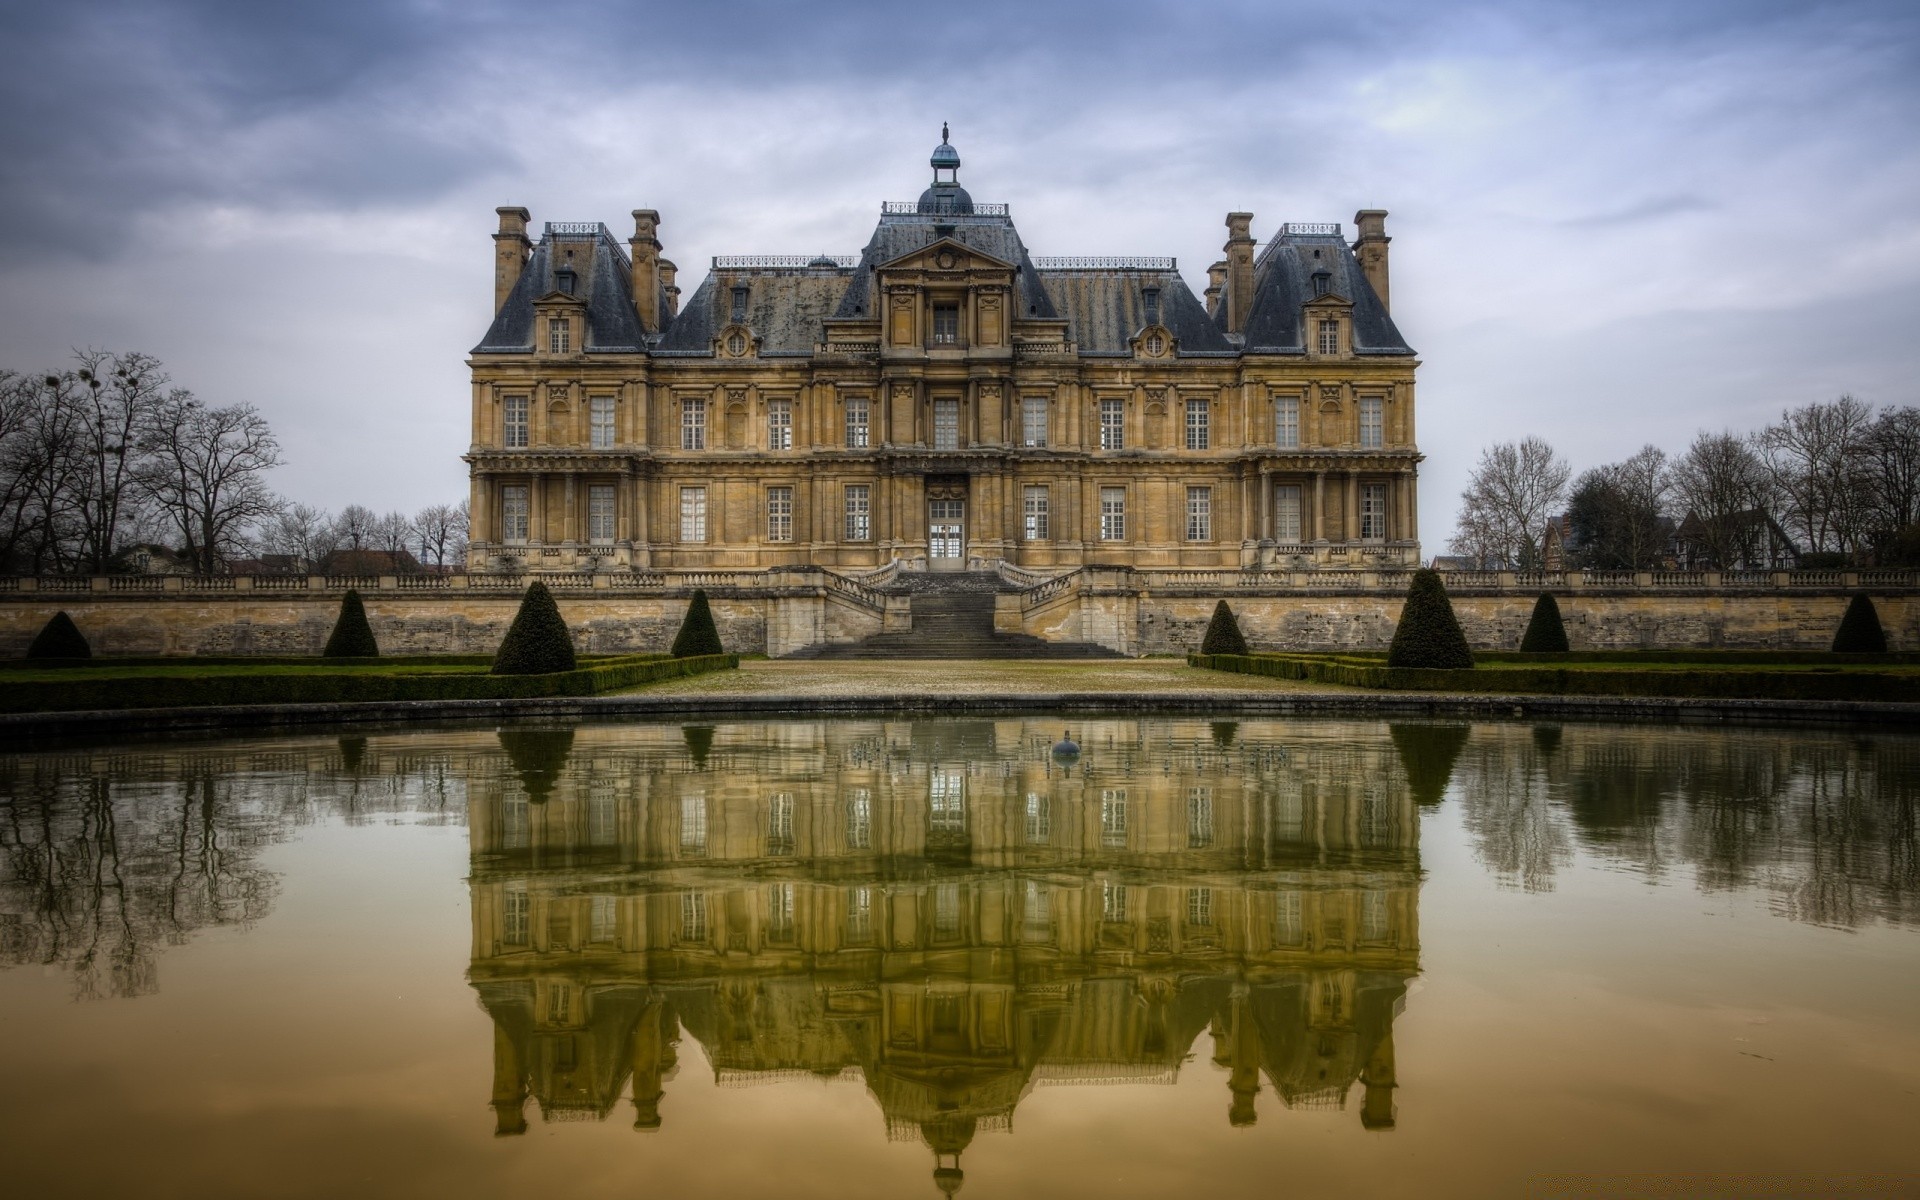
587 484 615 544
766 486 793 542
930 771 966 834
934 883 961 937
548 317 571 354
1023 879 1051 938
1274 395 1300 448
504 395 529 448
767 793 794 856
679 794 707 856
1100 788 1128 847
1102 882 1128 922
932 398 959 450
1361 483 1389 540
1185 399 1210 450
1318 318 1339 355
501 485 529 543
730 285 748 323
847 886 873 942
590 894 616 943
681 397 706 450
1099 398 1125 450
932 303 959 344
1022 486 1049 541
845 396 870 448
1186 487 1211 541
504 886 529 945
589 784 616 845
679 486 707 543
589 395 615 448
846 789 872 850
766 883 794 944
1275 892 1304 946
1188 787 1214 848
1360 396 1384 448
680 892 708 941
1100 486 1126 541
767 399 792 450
504 795 529 849
1275 485 1303 542
1024 792 1051 844
844 484 871 541
1188 887 1213 927
1021 396 1048 447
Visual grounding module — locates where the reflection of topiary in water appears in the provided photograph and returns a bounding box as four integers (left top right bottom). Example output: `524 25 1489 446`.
1519 593 1570 652
1211 720 1239 750
338 736 367 774
683 726 715 768
26 610 91 659
492 581 577 675
1387 570 1474 669
498 728 575 801
323 588 379 657
671 589 724 658
1831 592 1888 653
1531 725 1563 755
1390 723 1470 807
1200 600 1249 656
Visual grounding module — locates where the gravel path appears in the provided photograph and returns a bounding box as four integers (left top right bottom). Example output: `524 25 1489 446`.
634 658 1344 697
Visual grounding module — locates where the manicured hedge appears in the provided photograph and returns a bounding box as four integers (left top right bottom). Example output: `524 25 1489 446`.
493 580 577 675
323 589 379 657
1387 569 1474 669
27 611 90 660
1832 592 1888 653
1518 593 1569 653
1313 650 1920 666
1190 652 1920 702
671 589 725 658
1200 600 1250 656
1 653 738 713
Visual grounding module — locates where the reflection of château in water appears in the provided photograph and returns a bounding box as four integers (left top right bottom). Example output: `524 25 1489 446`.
466 719 1422 1186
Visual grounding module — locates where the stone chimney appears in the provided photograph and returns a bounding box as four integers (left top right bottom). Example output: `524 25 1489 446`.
1205 260 1227 319
659 260 681 321
629 209 662 331
1223 213 1255 334
1353 209 1390 312
493 207 532 314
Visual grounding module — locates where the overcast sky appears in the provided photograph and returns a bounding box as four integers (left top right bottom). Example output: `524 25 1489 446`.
1 0 1916 549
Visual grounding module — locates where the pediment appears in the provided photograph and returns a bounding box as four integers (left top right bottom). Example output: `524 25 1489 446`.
1302 291 1353 310
877 237 1016 274
534 290 589 308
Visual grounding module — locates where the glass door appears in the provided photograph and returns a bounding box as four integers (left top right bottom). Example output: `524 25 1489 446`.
929 498 965 565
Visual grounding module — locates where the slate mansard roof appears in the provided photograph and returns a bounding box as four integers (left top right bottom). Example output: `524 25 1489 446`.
475 205 1413 358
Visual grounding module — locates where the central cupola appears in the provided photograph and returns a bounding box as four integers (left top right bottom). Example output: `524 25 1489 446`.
917 123 974 215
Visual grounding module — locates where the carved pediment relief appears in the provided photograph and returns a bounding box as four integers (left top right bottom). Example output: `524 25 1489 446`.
876 236 1015 274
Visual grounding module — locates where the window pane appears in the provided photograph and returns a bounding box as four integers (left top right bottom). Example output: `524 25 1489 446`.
1360 397 1383 448
502 485 529 543
1022 486 1049 541
1185 399 1209 450
679 487 707 542
1186 486 1211 542
1318 319 1339 354
767 399 792 450
504 395 529 448
844 485 870 541
1099 399 1124 450
589 396 615 448
1274 396 1299 449
681 398 706 450
588 485 615 543
933 398 959 450
549 317 570 354
1361 483 1389 540
1100 487 1125 541
1021 396 1048 447
766 486 793 542
845 789 872 850
845 396 869 448
1275 485 1302 542
933 304 959 344
679 794 707 855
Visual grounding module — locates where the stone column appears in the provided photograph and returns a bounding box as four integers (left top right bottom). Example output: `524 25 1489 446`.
1345 473 1359 545
529 473 546 545
563 474 577 544
1311 472 1326 542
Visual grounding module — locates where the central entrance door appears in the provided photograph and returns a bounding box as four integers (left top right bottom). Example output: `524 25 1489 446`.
929 498 966 568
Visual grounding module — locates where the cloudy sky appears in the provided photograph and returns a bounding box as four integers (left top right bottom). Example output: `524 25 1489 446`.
1 0 1916 548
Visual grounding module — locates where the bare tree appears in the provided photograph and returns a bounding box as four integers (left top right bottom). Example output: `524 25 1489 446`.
1447 437 1571 570
0 371 89 572
137 394 283 573
413 501 467 571
333 504 377 553
69 351 170 573
1671 431 1778 568
373 509 414 567
1758 396 1876 557
1566 445 1672 570
260 503 338 571
1861 405 1920 562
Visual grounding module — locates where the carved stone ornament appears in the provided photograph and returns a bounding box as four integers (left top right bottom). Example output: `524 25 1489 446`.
1320 385 1342 401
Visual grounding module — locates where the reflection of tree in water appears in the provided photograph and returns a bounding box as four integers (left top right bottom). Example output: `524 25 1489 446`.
1449 725 1920 928
0 739 471 999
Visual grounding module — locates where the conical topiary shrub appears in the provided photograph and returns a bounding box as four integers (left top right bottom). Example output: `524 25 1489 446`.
1519 593 1570 653
1831 591 1888 653
26 610 91 659
322 588 379 657
1387 569 1475 669
492 580 578 675
670 589 724 658
1200 599 1250 656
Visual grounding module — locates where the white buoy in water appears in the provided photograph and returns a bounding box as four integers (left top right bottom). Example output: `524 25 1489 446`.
1051 730 1080 759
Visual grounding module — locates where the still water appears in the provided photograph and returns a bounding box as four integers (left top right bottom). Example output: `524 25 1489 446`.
2 717 1917 1198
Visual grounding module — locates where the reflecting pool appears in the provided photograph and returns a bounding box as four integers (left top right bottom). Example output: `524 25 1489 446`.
2 718 1918 1197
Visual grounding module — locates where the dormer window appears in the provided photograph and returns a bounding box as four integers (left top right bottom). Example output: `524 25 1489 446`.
1318 318 1339 355
1143 286 1161 325
730 285 748 323
555 266 576 296
1144 333 1165 357
1312 270 1331 297
548 317 571 354
725 331 746 357
932 303 959 344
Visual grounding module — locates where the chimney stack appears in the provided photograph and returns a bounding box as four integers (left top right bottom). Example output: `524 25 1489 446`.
1353 210 1390 312
659 260 680 321
1223 213 1255 334
1204 261 1228 319
629 210 662 332
493 207 532 314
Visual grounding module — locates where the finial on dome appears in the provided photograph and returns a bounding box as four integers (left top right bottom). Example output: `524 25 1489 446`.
942 120 950 142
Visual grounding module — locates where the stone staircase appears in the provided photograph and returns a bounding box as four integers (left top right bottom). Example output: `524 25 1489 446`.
793 570 1121 660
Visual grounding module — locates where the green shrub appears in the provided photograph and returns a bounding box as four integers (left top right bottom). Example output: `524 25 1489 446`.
671 589 725 658
1832 592 1888 653
1389 723 1470 806
493 581 577 675
1200 600 1249 656
322 589 379 657
26 611 90 660
1387 569 1474 669
1519 593 1569 653
499 728 574 801
683 725 715 768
